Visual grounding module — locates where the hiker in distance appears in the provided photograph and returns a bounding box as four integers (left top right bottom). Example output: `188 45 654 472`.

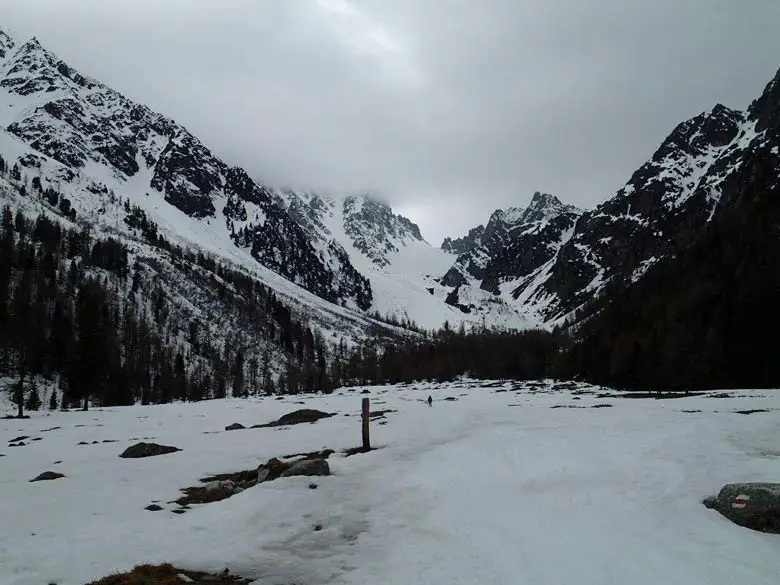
427 395 433 407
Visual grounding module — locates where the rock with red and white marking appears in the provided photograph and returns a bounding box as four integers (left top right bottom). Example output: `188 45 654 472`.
712 483 780 533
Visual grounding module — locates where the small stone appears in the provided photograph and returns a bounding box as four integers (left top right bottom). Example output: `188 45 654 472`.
314 524 323 531
145 504 163 511
309 483 318 490
172 508 187 514
225 423 245 431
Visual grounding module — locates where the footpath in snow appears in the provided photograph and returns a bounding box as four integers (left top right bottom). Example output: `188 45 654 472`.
1 381 779 585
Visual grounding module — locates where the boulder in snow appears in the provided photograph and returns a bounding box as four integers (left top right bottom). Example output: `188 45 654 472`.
709 483 780 533
280 458 330 478
30 471 65 482
256 457 289 483
253 409 336 428
225 423 245 431
119 442 181 458
276 409 335 425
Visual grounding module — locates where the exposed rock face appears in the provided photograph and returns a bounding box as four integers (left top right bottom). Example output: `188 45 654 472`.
119 442 181 458
0 28 372 310
437 65 780 325
538 104 748 320
709 483 780 533
441 225 485 255
343 195 425 268
441 192 582 291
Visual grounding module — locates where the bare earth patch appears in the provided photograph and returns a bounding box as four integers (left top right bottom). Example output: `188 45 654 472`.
85 563 250 585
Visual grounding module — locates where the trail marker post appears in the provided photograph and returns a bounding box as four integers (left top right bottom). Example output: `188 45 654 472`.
362 397 371 450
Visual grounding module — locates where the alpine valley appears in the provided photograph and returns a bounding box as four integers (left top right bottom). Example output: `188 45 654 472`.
1 26 779 405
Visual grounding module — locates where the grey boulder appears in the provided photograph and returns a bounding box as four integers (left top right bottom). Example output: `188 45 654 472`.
280 458 330 478
709 483 780 533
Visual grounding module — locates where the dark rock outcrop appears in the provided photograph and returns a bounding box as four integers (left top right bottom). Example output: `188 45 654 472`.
343 195 425 267
441 225 485 255
253 409 336 428
30 471 65 482
119 442 181 458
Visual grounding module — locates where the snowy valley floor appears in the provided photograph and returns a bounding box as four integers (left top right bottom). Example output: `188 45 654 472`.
1 381 779 585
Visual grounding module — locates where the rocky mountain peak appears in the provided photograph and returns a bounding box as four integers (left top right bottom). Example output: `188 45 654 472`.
0 28 15 59
748 67 780 131
520 191 581 224
439 191 581 291
343 194 425 267
652 105 744 165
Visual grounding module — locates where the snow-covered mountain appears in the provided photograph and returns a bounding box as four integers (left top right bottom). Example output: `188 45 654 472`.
0 28 533 333
438 66 780 325
0 33 376 310
2 26 779 335
439 192 582 319
274 188 531 330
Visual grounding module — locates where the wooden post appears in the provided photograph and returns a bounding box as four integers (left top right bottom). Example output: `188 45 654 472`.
361 397 371 450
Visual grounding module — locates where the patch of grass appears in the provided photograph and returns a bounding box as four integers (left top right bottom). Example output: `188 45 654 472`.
343 445 381 457
86 564 184 585
86 564 249 585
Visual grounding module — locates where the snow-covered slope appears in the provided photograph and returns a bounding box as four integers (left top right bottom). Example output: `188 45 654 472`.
275 189 532 330
2 382 779 585
0 30 373 313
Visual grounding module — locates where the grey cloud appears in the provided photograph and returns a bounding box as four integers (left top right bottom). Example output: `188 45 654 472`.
2 0 780 245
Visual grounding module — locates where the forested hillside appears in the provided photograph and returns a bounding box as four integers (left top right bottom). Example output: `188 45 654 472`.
0 157 392 414
559 145 780 390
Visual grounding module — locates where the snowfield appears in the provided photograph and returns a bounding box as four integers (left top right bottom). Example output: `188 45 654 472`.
1 382 779 585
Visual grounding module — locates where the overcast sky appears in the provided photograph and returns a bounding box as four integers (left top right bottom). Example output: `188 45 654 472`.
3 1 780 244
